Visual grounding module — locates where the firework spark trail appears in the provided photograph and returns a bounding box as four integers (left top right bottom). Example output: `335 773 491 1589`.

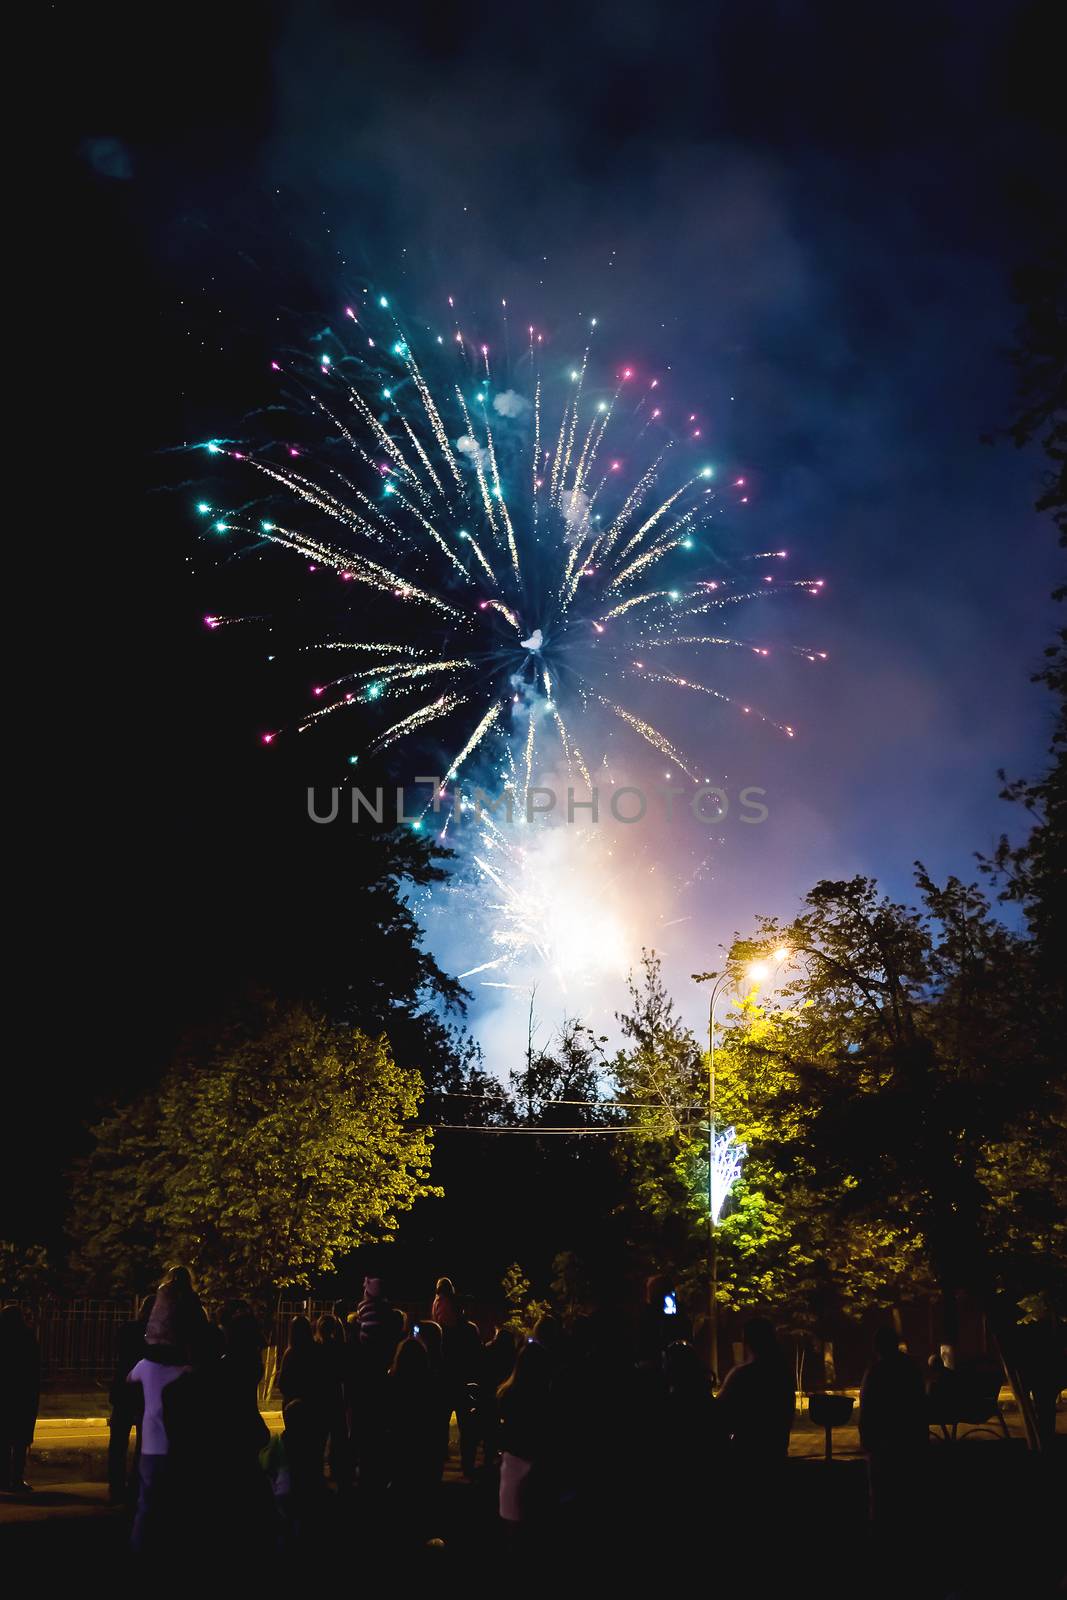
453 818 636 995
633 668 795 737
199 293 826 788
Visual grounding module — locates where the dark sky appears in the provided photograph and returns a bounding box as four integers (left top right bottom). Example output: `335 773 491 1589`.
14 0 1063 1239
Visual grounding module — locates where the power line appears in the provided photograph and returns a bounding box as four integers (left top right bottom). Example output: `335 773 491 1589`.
428 1123 666 1136
426 1091 706 1111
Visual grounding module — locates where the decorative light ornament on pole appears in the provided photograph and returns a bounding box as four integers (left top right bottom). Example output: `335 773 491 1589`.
693 944 789 1381
710 1125 747 1225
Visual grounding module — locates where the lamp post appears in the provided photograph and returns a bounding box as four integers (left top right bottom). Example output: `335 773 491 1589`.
694 946 790 1385
692 969 732 1384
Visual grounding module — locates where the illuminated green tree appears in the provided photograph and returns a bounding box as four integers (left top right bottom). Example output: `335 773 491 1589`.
720 871 1065 1337
611 950 709 1276
70 999 438 1298
610 949 923 1332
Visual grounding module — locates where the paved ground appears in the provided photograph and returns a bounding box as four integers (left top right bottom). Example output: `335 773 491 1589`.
13 1385 1048 1480
2 1388 1059 1528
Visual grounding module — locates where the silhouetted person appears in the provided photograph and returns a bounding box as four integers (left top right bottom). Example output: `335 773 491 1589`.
479 1326 518 1465
715 1315 795 1465
859 1327 928 1528
350 1278 403 1491
216 1303 269 1454
315 1313 349 1482
127 1342 192 1551
107 1292 154 1504
498 1338 555 1528
279 1316 324 1448
146 1265 209 1359
388 1335 443 1543
442 1299 484 1477
354 1276 404 1371
0 1304 40 1493
431 1276 460 1329
265 1398 330 1553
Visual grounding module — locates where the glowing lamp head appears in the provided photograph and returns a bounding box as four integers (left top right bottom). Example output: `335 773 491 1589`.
379 295 389 308
196 503 211 515
205 442 221 454
261 732 275 745
348 754 359 765
700 466 714 479
773 946 791 963
747 960 770 984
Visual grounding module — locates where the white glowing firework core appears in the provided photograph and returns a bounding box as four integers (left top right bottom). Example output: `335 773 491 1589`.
460 823 633 994
710 1125 746 1223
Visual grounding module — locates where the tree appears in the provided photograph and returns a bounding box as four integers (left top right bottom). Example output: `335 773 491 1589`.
985 242 1066 981
721 872 1065 1345
268 825 475 1085
0 1241 52 1300
611 951 708 1288
509 1008 608 1126
69 998 438 1298
500 1261 550 1336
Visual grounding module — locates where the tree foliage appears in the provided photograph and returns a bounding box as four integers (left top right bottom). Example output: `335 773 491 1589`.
69 998 438 1298
986 241 1066 980
720 870 1065 1326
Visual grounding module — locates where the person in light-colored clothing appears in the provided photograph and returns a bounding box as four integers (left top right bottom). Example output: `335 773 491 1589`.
127 1351 191 1551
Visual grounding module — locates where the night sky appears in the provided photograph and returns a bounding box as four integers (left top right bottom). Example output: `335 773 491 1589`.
17 1 1062 1241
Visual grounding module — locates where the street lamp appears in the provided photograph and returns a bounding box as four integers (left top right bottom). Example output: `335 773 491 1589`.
692 968 736 1384
694 946 791 1383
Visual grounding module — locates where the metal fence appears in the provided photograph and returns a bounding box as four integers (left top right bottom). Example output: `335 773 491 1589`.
15 1298 138 1379
13 1296 342 1384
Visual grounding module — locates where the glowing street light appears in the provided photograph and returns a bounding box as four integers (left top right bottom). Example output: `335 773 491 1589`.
695 942 791 1379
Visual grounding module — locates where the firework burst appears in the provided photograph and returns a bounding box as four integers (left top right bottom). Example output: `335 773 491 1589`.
198 294 826 799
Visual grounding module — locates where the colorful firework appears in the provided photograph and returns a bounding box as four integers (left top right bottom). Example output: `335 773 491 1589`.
197 293 826 798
